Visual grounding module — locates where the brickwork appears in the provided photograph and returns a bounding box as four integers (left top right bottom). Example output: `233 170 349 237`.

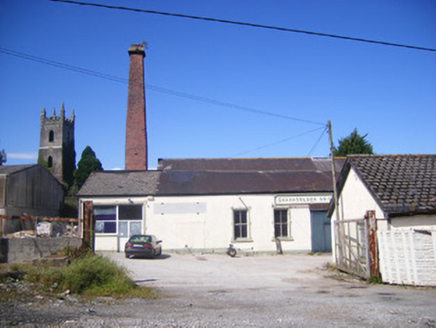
125 44 147 171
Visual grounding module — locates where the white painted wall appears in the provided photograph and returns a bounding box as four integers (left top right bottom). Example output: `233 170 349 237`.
333 167 385 221
390 215 436 230
331 167 385 260
146 194 313 253
81 193 328 253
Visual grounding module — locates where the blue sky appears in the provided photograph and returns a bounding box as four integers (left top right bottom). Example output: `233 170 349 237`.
1 0 435 170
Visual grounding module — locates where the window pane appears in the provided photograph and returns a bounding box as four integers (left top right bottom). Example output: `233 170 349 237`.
95 221 117 234
105 222 116 233
94 206 116 220
119 205 142 220
119 221 128 238
95 221 105 233
241 225 247 238
130 222 142 236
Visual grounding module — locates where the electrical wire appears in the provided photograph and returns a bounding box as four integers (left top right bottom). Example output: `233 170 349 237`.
49 0 436 53
232 126 326 157
306 125 328 157
0 46 325 126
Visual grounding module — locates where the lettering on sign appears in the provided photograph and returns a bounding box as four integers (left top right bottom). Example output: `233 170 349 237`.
275 194 332 205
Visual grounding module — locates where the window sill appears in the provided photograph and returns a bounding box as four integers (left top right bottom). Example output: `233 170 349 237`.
232 238 253 243
272 237 294 242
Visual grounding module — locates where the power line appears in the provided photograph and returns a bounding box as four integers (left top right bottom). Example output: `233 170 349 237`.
49 0 436 53
306 125 328 157
232 126 326 157
0 46 325 126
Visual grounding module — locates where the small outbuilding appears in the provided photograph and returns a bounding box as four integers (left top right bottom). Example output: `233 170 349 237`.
329 154 436 286
0 164 64 235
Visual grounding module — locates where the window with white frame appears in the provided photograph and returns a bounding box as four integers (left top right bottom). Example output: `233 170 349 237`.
94 205 116 234
233 209 248 240
274 209 289 238
119 205 142 220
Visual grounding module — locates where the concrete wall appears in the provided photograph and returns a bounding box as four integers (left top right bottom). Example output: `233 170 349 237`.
0 237 82 264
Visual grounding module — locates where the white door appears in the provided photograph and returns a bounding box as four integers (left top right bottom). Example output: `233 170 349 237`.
118 221 143 252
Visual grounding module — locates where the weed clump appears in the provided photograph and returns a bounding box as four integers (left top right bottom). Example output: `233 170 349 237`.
21 249 157 298
62 255 136 296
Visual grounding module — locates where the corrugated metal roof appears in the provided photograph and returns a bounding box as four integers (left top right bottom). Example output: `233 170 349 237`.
78 158 345 197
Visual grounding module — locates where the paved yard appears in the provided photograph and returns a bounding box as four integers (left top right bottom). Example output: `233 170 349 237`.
1 251 435 327
100 251 436 327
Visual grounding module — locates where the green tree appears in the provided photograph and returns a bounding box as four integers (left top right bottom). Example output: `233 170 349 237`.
0 149 6 165
75 146 103 189
333 128 374 156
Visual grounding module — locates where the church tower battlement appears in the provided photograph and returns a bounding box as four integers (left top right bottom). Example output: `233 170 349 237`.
38 102 76 185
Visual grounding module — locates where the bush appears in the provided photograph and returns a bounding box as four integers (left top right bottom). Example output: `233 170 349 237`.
20 252 158 298
61 255 137 296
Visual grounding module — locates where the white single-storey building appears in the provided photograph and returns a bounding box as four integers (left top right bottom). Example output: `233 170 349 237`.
328 154 436 286
78 157 345 254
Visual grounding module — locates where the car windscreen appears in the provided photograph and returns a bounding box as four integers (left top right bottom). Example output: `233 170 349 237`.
130 236 151 243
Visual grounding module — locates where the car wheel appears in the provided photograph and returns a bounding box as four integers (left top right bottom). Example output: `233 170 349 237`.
125 253 130 259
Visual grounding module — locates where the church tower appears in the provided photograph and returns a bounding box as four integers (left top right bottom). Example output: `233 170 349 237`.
38 103 76 185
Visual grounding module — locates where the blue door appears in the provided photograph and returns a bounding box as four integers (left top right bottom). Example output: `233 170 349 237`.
310 211 332 253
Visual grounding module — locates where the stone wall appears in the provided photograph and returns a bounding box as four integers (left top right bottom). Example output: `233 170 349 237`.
0 237 82 264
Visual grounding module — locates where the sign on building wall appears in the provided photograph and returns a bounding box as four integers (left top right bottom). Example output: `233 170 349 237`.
275 194 332 205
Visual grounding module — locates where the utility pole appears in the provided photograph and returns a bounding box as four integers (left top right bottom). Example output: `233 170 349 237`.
328 120 339 222
328 120 344 269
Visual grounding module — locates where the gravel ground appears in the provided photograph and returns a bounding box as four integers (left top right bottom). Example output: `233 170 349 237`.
1 251 436 327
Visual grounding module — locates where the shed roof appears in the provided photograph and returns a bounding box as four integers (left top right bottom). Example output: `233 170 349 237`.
78 157 345 197
0 164 37 175
332 154 436 216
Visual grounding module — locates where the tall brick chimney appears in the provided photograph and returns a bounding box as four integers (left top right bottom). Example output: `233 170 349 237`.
125 43 147 170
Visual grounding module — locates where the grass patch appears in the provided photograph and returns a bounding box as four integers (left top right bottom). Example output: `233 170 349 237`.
5 250 158 299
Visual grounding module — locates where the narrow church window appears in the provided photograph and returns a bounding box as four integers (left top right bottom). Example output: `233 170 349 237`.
49 130 54 142
48 156 53 168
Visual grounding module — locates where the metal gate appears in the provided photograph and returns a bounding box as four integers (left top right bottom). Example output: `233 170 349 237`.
334 211 378 279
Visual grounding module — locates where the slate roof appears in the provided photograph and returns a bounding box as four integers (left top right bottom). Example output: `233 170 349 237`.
157 169 336 196
78 157 345 197
78 170 161 197
334 154 436 216
158 157 345 172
